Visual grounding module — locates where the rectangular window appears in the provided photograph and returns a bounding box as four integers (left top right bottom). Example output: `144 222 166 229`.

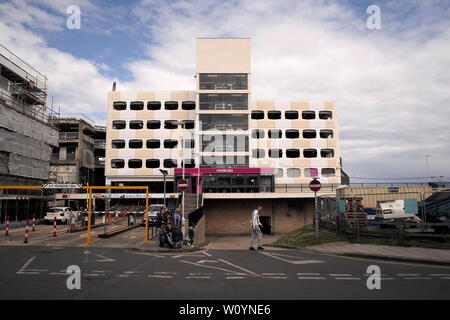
304 168 318 177
129 120 143 130
268 129 282 139
199 93 248 110
252 129 264 139
199 114 248 131
146 159 160 168
130 101 144 110
112 120 126 130
113 101 126 110
287 168 301 178
199 73 248 90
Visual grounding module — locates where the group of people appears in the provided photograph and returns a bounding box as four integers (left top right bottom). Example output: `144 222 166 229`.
155 207 194 247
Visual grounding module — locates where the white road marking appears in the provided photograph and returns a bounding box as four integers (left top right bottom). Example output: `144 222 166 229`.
148 275 173 278
125 250 165 258
83 251 115 262
263 276 288 279
92 270 112 273
116 274 130 278
189 272 212 275
297 273 321 276
201 250 212 257
84 274 101 277
430 274 450 276
226 276 246 280
17 256 36 274
26 269 48 272
225 272 248 276
196 260 219 264
440 277 450 280
185 276 211 279
397 273 420 276
179 259 238 274
154 271 177 275
125 271 143 274
172 254 205 258
218 259 260 277
298 276 326 280
17 272 40 275
404 277 432 280
260 252 324 265
262 273 286 276
330 274 352 277
335 277 361 280
50 272 68 275
380 278 395 280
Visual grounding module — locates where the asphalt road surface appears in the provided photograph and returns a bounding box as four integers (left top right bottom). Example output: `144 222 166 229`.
1 245 449 300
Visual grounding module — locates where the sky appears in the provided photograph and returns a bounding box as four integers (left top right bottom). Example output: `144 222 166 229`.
0 0 449 182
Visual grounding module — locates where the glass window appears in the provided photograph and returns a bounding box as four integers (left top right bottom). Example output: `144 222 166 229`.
164 139 178 149
112 120 126 130
163 159 178 168
302 111 316 119
199 93 248 110
164 101 178 110
287 168 301 178
129 139 143 149
275 169 283 177
268 129 282 139
146 159 160 168
252 129 264 139
322 168 336 177
111 159 124 169
182 101 195 110
182 159 195 168
113 101 126 110
164 120 178 129
252 149 265 158
112 139 125 149
128 159 142 168
285 129 299 139
182 120 195 129
267 110 281 119
199 73 248 90
285 110 299 119
184 139 195 149
321 149 335 158
286 149 300 158
269 149 282 158
147 101 161 110
130 101 144 110
146 139 160 149
251 110 264 120
200 114 248 131
304 168 318 177
304 149 317 158
320 129 334 139
129 120 143 130
147 120 161 129
303 129 316 139
319 111 332 120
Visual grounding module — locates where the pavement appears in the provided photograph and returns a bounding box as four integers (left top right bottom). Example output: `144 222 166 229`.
1 245 449 299
299 242 450 266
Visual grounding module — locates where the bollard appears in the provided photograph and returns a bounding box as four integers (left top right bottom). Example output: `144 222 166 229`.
122 211 126 221
53 216 57 237
24 220 29 243
32 214 36 231
108 212 112 224
115 211 118 221
5 216 9 236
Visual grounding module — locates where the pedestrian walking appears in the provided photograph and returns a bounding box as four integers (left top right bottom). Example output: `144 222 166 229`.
249 205 264 250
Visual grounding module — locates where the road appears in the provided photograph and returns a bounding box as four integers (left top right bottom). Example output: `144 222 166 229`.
1 245 449 299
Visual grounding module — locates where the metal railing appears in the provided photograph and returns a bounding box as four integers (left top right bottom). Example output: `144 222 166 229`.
59 132 79 139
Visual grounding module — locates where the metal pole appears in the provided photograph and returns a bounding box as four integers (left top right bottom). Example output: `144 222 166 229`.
182 134 186 240
86 188 92 243
314 191 319 239
145 187 149 241
163 174 166 208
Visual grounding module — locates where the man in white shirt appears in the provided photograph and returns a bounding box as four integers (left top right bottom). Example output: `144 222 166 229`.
249 205 264 250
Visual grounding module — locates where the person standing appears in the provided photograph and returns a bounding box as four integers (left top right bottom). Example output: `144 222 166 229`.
249 205 264 250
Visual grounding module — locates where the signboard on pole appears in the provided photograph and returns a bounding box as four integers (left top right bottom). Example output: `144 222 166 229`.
43 184 82 189
178 179 188 192
309 179 321 192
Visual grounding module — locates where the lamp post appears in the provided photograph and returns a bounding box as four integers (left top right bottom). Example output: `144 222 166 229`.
159 169 168 207
426 154 431 180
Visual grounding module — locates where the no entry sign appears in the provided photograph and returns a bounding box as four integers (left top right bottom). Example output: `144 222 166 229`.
309 179 321 192
178 179 188 192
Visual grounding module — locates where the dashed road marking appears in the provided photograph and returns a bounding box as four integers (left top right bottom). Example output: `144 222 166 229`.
50 272 68 276
154 271 177 275
125 271 143 274
185 276 211 279
404 277 432 280
218 259 260 277
430 274 450 277
440 277 450 280
148 275 173 278
397 273 420 277
262 273 286 276
334 277 361 280
298 276 326 280
226 276 246 280
330 274 352 277
297 273 321 276
263 276 288 279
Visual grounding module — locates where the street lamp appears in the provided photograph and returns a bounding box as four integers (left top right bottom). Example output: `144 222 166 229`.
426 154 431 179
159 169 168 207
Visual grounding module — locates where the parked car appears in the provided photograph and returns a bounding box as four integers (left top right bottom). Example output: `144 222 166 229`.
44 207 77 224
143 204 165 226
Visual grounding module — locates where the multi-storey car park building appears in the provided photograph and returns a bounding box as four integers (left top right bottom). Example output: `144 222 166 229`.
0 43 59 221
105 38 342 235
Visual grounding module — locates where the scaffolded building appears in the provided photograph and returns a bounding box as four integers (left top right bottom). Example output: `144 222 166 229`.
0 43 59 221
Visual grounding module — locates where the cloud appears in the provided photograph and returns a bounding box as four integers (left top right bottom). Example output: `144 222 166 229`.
1 0 449 180
120 0 450 180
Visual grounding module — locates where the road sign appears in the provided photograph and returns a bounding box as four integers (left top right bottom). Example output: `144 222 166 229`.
178 179 188 192
43 183 82 189
309 179 321 192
